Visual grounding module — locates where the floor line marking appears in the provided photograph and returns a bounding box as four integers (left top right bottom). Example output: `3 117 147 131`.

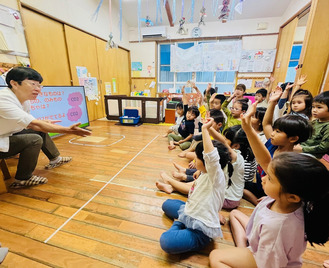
44 134 159 244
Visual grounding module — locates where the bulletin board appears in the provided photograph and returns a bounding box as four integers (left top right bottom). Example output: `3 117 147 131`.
237 77 269 94
239 49 276 73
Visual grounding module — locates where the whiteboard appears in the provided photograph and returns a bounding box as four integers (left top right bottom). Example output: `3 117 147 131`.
239 49 276 73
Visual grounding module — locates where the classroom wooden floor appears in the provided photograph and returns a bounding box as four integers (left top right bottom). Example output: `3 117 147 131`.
0 120 328 267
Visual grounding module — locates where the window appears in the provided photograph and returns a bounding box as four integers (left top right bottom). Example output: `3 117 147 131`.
158 41 236 94
285 44 302 82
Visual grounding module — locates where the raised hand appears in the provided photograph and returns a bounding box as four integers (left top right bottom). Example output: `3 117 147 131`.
269 90 283 103
202 117 214 130
285 82 295 91
296 74 307 86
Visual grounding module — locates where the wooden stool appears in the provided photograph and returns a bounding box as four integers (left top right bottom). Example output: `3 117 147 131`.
0 159 9 193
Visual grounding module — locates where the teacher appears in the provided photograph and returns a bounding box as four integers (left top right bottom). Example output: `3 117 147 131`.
0 67 91 188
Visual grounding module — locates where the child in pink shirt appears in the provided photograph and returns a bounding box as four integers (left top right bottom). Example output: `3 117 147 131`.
209 105 329 268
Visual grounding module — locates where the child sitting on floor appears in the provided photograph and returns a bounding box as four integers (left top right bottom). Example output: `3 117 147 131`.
168 86 200 150
209 106 329 268
243 93 312 206
160 118 230 254
221 92 249 132
294 91 329 158
227 84 252 110
163 102 184 137
254 88 268 108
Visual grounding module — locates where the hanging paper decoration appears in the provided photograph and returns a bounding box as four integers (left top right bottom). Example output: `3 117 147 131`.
177 0 188 35
138 0 141 41
156 0 162 25
119 0 122 40
91 0 104 21
198 6 206 27
177 17 188 35
189 0 195 23
172 0 177 23
235 0 244 15
212 0 219 17
106 0 118 49
141 16 154 27
218 0 231 22
106 33 118 50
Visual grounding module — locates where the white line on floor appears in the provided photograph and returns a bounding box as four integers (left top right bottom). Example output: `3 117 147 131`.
44 134 159 244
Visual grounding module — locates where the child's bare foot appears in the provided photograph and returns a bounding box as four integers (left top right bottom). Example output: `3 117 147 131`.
168 145 176 150
178 152 186 158
219 213 226 225
172 171 187 181
173 162 186 173
160 171 172 184
156 181 173 194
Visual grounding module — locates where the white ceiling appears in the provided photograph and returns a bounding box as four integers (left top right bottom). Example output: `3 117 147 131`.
120 0 294 27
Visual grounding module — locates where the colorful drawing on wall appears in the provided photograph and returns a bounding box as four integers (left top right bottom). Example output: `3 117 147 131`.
132 70 141 77
76 66 88 78
131 62 142 71
254 81 263 88
105 82 112 95
112 78 117 93
83 77 99 101
147 65 152 76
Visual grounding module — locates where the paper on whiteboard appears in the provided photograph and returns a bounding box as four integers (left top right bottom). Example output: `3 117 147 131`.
237 79 252 89
239 49 276 72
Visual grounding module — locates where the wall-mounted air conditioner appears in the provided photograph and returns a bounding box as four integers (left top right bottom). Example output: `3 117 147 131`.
141 26 167 39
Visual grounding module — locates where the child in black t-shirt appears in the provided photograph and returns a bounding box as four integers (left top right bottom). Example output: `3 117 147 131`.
168 86 200 150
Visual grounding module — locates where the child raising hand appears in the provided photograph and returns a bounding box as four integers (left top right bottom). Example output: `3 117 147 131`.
209 103 329 268
160 117 228 254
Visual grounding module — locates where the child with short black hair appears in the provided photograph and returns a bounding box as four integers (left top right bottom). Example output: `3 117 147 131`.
168 87 200 150
163 102 184 137
255 88 268 108
210 105 329 267
294 91 329 158
243 93 312 206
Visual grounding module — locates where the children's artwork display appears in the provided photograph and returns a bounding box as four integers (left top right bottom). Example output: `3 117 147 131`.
170 40 242 72
203 41 242 71
239 49 277 72
170 44 203 72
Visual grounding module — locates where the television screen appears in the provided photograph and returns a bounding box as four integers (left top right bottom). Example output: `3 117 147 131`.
0 86 89 137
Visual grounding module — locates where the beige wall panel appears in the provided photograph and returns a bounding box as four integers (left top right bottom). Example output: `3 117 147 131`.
273 18 298 84
64 25 104 120
21 8 72 86
96 39 130 100
296 0 329 96
131 78 157 97
116 49 131 96
95 39 118 98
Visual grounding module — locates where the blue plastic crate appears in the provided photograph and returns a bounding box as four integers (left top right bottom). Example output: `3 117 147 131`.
119 109 140 125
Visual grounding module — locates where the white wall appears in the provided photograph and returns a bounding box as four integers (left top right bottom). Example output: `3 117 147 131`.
281 0 311 25
129 17 282 41
130 42 156 77
20 0 130 49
